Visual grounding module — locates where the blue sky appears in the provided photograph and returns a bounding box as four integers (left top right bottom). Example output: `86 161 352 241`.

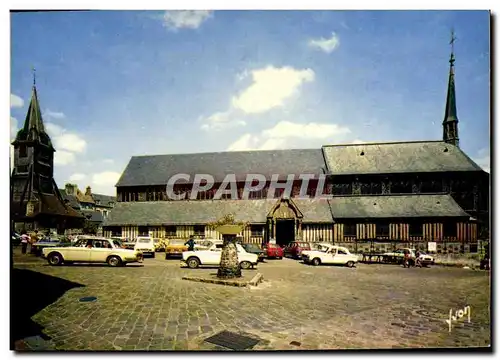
10 10 490 195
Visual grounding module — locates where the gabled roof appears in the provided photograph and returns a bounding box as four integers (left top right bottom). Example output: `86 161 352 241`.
102 198 333 226
328 194 470 219
116 148 325 187
322 141 483 175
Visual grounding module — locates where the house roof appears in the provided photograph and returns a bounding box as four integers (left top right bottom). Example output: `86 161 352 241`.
93 193 116 207
115 148 325 187
102 198 333 226
81 210 104 222
322 141 483 175
59 189 81 209
328 194 470 219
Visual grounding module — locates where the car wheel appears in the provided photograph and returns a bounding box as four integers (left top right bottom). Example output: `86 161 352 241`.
346 261 355 268
47 252 63 266
277 256 283 260
107 255 122 267
187 257 200 269
240 261 252 269
312 258 321 266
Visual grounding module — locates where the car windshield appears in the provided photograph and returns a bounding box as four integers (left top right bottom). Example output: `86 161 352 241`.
245 244 261 251
138 239 150 243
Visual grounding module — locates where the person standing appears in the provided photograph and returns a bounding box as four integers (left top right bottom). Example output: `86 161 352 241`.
20 231 30 254
30 230 39 254
184 236 195 251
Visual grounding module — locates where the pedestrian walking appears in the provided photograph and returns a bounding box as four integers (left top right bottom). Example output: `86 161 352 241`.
20 231 30 254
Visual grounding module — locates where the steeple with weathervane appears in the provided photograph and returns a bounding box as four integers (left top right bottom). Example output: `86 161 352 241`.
443 29 460 147
10 69 83 233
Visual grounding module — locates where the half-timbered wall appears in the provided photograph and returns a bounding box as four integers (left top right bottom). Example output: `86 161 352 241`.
330 221 476 243
301 223 332 242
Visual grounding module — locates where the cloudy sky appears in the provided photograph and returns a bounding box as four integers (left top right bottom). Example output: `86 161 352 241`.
10 10 490 195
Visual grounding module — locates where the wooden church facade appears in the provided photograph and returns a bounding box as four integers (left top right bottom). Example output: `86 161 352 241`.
103 43 489 254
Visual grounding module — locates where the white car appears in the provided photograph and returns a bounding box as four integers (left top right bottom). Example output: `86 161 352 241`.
134 236 156 258
182 243 258 269
416 251 434 266
42 237 143 267
301 243 334 259
194 238 222 251
302 245 358 267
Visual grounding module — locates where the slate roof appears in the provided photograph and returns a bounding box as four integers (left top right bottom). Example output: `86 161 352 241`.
328 194 470 219
102 198 333 226
59 189 81 209
115 149 325 187
322 141 483 175
81 210 104 222
93 193 116 207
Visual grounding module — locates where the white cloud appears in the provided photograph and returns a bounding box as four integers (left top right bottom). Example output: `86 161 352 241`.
45 122 87 153
10 117 18 140
474 148 490 173
351 139 366 144
262 121 350 139
69 173 86 181
227 121 351 151
102 159 114 164
10 93 24 108
200 111 246 131
231 66 315 114
91 171 121 195
54 150 76 166
44 109 66 119
162 10 212 30
309 32 340 53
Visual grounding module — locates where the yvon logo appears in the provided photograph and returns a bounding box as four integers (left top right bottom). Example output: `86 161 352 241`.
445 305 471 332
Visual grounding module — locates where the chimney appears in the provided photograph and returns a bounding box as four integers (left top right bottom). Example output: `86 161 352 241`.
85 186 92 196
65 183 76 196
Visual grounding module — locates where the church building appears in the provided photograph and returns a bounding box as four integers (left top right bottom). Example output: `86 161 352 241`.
98 43 487 254
10 78 85 234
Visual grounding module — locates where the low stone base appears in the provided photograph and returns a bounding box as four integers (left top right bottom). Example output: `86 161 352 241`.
182 273 264 288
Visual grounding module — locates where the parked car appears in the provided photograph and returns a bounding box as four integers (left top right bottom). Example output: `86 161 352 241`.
165 239 188 259
195 239 221 250
154 238 167 252
122 238 137 250
263 243 284 259
11 232 21 246
284 241 312 259
416 251 434 266
31 236 72 256
301 243 334 261
134 236 156 258
181 242 258 269
42 237 143 266
241 243 265 262
382 248 416 265
302 245 358 267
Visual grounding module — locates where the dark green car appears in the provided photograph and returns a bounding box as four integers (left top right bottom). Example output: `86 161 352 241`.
242 243 265 262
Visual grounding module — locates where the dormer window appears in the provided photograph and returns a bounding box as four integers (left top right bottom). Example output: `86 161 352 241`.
95 200 101 205
109 202 114 207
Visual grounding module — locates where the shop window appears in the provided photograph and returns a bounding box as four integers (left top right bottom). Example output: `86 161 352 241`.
343 223 356 237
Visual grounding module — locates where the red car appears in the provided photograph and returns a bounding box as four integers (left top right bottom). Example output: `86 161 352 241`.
284 242 312 259
264 243 284 259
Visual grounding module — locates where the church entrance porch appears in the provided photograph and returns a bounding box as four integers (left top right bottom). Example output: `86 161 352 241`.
275 219 295 247
266 198 303 246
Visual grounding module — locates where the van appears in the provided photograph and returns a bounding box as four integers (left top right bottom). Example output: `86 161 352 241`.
134 236 155 258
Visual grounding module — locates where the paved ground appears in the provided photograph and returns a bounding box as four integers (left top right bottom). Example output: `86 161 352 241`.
11 248 491 351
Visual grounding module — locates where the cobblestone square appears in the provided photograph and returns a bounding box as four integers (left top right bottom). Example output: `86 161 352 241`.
12 250 491 351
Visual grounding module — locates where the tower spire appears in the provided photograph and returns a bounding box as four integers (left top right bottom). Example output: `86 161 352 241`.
443 29 459 147
32 66 36 86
